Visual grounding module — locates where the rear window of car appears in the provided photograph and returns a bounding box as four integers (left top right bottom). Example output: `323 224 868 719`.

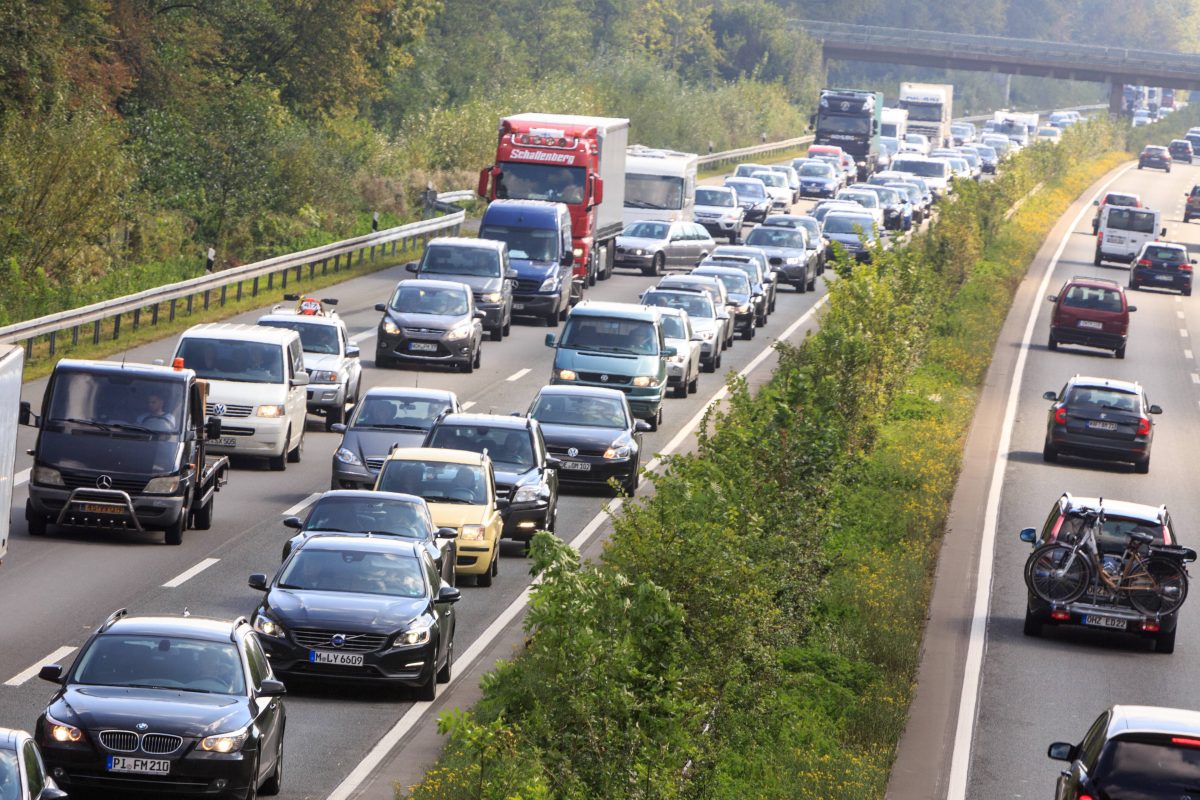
1062 285 1124 312
1143 147 1168 156
1106 208 1157 234
1095 737 1200 790
1143 246 1187 262
1104 193 1139 207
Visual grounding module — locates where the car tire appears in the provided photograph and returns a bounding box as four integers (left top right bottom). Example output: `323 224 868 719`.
796 278 807 294
259 730 284 796
1135 455 1150 474
688 371 699 394
164 514 185 546
461 353 474 374
1115 344 1126 360
1022 607 1041 638
473 346 482 370
1129 278 1139 290
714 350 722 370
324 404 344 431
437 639 453 684
559 301 569 321
647 407 661 432
1093 249 1103 266
651 252 665 276
1156 627 1177 654
545 308 558 327
1186 286 1193 297
490 325 502 342
807 272 817 291
672 381 687 398
1042 441 1058 463
502 316 511 337
287 431 303 463
375 353 395 369
702 357 714 374
26 501 46 536
269 437 288 471
477 556 494 587
243 754 260 800
414 666 437 701
191 495 214 530
1048 334 1058 352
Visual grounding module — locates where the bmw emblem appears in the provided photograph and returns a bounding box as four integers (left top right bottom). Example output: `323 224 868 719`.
96 475 113 489
135 722 149 732
567 447 579 458
212 403 227 416
331 634 347 648
600 374 609 383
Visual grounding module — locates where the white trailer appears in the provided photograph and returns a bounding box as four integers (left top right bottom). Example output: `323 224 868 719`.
881 107 909 140
0 345 23 563
898 83 954 148
622 146 699 228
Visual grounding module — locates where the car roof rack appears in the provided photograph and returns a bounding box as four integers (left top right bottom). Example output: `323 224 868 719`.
99 608 129 632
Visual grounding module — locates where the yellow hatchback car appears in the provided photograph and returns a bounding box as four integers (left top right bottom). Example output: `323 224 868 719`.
374 447 503 586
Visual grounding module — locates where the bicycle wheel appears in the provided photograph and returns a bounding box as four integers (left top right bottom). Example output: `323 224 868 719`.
1025 543 1093 605
1127 556 1189 616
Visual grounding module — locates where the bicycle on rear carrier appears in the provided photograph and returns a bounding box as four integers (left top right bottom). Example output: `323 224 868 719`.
1025 504 1190 616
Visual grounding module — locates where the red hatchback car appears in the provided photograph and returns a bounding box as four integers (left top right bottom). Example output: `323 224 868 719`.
1047 277 1136 359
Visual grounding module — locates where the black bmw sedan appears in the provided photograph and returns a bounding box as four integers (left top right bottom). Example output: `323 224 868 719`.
35 611 286 799
249 536 460 700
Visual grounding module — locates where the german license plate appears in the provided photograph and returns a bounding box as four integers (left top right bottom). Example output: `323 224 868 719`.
1087 420 1118 431
408 342 437 352
512 303 525 310
108 756 170 775
1107 235 1124 243
1156 274 1174 280
217 437 238 447
82 503 124 515
1077 320 1103 329
560 461 592 471
1082 614 1127 630
310 650 364 666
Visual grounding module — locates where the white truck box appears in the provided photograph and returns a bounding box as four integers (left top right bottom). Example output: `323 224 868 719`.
899 83 954 148
881 107 909 139
0 345 24 563
623 146 699 227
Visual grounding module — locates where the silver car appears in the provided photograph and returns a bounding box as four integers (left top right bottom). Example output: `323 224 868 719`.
742 224 816 293
615 220 715 276
694 186 745 243
653 306 702 396
640 289 725 373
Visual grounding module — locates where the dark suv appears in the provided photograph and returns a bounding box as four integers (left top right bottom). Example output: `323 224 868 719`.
424 413 560 542
1046 277 1135 358
1184 184 1200 223
1049 705 1200 796
1169 138 1194 162
374 279 484 371
35 611 286 799
1130 241 1194 295
407 238 517 341
1041 376 1161 472
1138 145 1172 172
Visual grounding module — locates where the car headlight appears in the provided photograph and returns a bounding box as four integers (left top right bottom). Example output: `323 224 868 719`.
253 614 286 638
33 465 64 487
397 624 432 646
46 712 84 744
446 323 472 342
669 354 685 364
631 375 654 387
556 369 577 381
257 404 286 418
382 318 401 335
573 247 584 258
737 303 751 314
200 725 250 754
513 484 544 504
334 447 362 467
311 370 339 383
604 445 632 460
479 292 502 304
784 256 802 265
699 330 715 340
539 275 558 291
144 475 180 494
460 524 485 541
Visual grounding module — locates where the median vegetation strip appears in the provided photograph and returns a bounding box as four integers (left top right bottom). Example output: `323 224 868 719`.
396 111 1200 799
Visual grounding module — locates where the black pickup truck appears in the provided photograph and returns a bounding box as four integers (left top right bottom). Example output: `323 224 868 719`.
21 359 229 545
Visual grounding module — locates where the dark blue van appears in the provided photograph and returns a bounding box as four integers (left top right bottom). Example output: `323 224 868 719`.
478 200 576 326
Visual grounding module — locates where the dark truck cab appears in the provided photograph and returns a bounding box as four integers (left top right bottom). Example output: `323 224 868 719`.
21 359 228 545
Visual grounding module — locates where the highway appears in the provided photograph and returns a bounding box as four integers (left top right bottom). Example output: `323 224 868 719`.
958 158 1200 796
0 187 843 798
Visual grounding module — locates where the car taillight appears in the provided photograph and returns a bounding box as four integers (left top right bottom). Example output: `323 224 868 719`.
1055 407 1068 425
1137 259 1152 267
1172 737 1200 747
1079 795 1095 800
1182 262 1193 272
1137 417 1151 436
1097 232 1104 243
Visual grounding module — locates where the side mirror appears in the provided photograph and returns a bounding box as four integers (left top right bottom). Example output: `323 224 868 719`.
258 678 287 697
506 269 519 280
474 309 486 319
545 456 562 471
662 346 677 358
346 346 360 359
1047 742 1076 762
561 253 573 267
1046 295 1058 303
477 167 492 198
1127 305 1137 312
1019 527 1037 544
405 262 419 273
436 527 458 540
291 373 309 387
1042 391 1058 401
18 400 33 427
375 303 387 312
248 573 269 591
635 420 652 432
330 423 347 433
37 786 70 800
37 664 63 684
1149 404 1163 415
282 516 303 530
438 585 462 604
591 176 604 206
205 417 223 440
544 333 557 348
494 497 510 510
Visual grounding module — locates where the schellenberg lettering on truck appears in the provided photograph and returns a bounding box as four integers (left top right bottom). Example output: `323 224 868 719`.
509 150 577 164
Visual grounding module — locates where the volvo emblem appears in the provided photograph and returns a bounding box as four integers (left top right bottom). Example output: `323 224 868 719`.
331 634 347 648
212 403 227 416
96 475 113 489
567 447 579 458
135 722 149 732
600 374 609 383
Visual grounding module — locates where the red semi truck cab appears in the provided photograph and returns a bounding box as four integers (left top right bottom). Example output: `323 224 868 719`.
478 113 629 285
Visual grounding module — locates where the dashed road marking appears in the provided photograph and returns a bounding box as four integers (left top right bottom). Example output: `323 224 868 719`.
281 492 321 517
162 558 220 588
5 646 77 687
14 468 29 487
506 368 531 382
1186 349 1194 359
461 401 476 410
1183 329 1190 338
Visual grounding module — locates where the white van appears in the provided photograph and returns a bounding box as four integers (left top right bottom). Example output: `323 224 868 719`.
174 323 308 470
890 155 952 197
1095 205 1166 266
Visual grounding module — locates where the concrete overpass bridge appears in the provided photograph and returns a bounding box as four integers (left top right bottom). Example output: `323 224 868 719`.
793 20 1200 111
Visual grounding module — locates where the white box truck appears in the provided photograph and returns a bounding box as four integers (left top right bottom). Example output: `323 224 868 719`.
899 83 954 148
0 345 24 563
622 146 698 228
881 107 909 140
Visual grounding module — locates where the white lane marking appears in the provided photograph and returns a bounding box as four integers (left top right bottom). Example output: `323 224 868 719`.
1192 374 1200 384
281 492 321 517
1177 297 1184 304
162 558 220 589
506 368 531 382
349 330 376 345
14 468 29 487
1183 329 1190 338
946 163 1135 799
1187 349 1195 360
461 401 476 410
5 646 77 687
325 290 831 800
1179 311 1187 319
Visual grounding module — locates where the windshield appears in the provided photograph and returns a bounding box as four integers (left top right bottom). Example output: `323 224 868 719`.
726 181 765 199
696 188 734 207
178 338 284 384
799 162 835 178
427 424 534 470
623 221 670 240
975 146 997 159
702 272 749 296
1106 209 1157 234
745 227 806 250
351 394 452 430
377 459 487 504
390 284 468 316
0 751 16 793
642 291 714 319
824 215 877 237
73 635 246 694
816 114 870 135
838 191 879 209
259 320 339 355
279 548 426 598
658 314 687 340
420 246 500 278
559 316 660 355
478 224 558 262
1061 285 1124 312
901 103 943 122
495 161 585 204
752 172 786 188
734 165 765 177
879 137 900 155
893 159 948 179
46 373 184 435
1094 738 1200 793
530 394 627 428
304 496 429 538
625 174 685 211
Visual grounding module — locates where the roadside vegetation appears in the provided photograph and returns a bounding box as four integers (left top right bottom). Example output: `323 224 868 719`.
397 109 1200 799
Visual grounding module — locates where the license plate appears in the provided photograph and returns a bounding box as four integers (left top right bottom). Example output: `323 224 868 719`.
217 436 238 447
1082 614 1127 630
560 461 592 471
1107 235 1124 244
1155 274 1174 281
81 503 125 515
108 756 170 775
1087 420 1118 431
1077 320 1103 329
408 342 437 352
310 650 365 666
512 303 525 310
